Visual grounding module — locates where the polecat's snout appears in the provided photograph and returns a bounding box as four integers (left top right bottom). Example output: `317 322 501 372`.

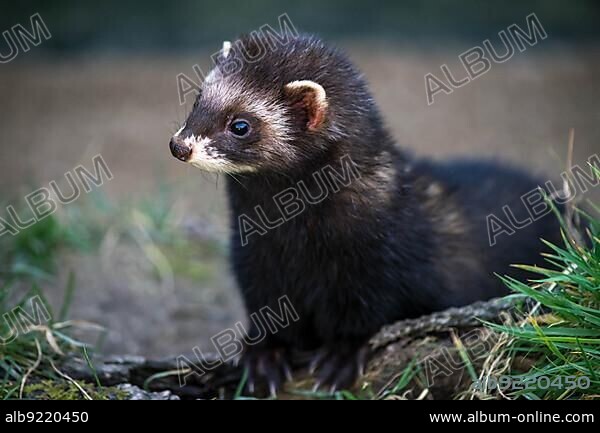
169 136 191 162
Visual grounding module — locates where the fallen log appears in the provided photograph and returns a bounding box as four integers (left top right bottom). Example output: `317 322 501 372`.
63 297 515 399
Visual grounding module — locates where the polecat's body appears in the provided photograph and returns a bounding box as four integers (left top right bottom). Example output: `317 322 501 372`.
170 34 559 393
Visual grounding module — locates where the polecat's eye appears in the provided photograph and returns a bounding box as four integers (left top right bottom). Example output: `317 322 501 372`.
230 119 250 137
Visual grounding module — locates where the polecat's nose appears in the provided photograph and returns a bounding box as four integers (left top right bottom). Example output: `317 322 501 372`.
170 137 191 162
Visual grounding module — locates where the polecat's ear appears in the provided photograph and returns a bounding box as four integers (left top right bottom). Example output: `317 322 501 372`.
283 80 328 131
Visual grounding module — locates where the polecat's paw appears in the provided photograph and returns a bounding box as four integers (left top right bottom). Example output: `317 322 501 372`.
243 347 293 398
309 344 370 393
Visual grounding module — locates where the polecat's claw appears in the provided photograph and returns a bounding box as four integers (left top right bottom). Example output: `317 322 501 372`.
356 346 370 377
309 344 371 394
247 378 255 395
308 350 326 374
268 381 278 398
242 346 292 398
282 361 293 382
312 381 322 392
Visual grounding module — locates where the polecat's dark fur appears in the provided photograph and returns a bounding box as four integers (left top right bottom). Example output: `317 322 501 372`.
170 34 560 394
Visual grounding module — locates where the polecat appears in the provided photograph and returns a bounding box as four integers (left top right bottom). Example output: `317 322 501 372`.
169 34 559 395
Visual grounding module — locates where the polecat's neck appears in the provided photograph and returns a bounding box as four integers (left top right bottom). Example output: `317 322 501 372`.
226 134 403 220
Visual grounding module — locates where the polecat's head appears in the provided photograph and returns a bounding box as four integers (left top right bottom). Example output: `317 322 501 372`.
169 34 379 175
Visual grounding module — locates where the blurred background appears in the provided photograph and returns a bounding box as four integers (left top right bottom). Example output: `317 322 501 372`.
0 0 599 358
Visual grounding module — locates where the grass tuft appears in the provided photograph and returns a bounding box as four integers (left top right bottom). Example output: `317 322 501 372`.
482 181 600 399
